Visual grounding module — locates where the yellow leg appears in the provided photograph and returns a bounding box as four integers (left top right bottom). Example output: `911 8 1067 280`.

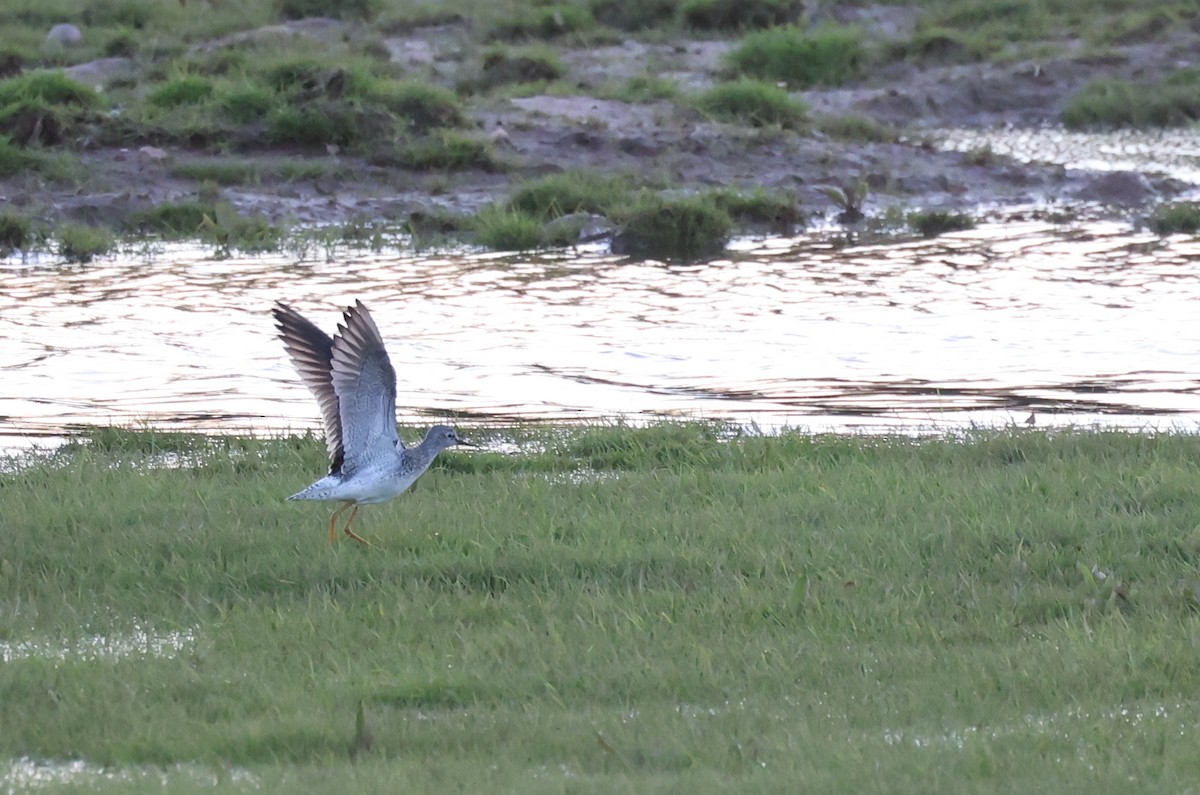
340 505 371 546
329 502 354 544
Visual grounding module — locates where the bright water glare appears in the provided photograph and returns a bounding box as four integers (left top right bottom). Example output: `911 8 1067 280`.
3 218 1200 448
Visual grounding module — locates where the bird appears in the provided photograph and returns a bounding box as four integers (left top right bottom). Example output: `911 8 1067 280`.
271 300 472 545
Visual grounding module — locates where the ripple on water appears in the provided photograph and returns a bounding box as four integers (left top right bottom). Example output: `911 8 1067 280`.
3 216 1200 449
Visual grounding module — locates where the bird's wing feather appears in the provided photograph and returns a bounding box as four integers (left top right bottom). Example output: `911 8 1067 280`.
272 301 345 473
329 300 402 474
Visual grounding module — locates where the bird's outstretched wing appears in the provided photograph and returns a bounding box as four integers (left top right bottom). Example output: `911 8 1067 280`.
328 300 402 474
273 301 345 473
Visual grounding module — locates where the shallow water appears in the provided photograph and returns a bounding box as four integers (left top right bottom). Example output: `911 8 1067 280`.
4 212 1200 449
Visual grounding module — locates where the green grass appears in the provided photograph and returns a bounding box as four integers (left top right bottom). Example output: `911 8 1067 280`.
695 78 807 128
382 132 504 171
508 170 635 219
711 187 803 230
1061 70 1200 129
724 24 865 88
908 209 977 237
484 3 594 41
0 133 33 175
461 45 566 93
56 222 114 262
1148 200 1200 235
681 0 800 31
815 113 896 143
588 0 679 30
472 204 545 250
612 194 732 260
5 425 1200 791
0 210 30 254
148 75 216 108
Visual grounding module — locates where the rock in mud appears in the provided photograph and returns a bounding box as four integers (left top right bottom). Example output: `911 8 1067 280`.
46 23 83 47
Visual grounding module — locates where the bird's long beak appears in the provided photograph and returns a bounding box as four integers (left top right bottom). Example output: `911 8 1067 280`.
458 437 477 447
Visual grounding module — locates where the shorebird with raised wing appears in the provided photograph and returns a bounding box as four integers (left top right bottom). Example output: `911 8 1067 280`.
272 300 471 544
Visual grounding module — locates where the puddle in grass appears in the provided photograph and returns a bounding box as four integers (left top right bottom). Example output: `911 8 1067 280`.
0 626 196 664
3 757 257 791
4 186 1200 451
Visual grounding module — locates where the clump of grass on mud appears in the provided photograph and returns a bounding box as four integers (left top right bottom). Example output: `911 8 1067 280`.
612 194 732 260
0 134 34 175
0 71 101 145
682 0 802 31
712 187 803 231
1148 200 1200 235
696 78 807 127
908 209 976 238
472 204 546 250
484 4 594 41
1061 69 1200 128
602 75 679 103
725 24 864 88
376 132 505 172
815 113 895 143
0 211 30 255
509 171 635 219
56 222 114 263
588 0 678 30
6 425 1200 790
460 46 566 93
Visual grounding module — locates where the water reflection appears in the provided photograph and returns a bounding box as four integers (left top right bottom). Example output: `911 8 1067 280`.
3 219 1200 448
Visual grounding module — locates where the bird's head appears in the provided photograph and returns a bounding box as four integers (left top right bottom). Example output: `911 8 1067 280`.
425 424 474 452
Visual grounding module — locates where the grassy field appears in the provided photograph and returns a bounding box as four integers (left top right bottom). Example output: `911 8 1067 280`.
4 423 1200 791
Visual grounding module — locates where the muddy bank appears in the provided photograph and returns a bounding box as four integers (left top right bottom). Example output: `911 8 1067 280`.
5 12 1199 236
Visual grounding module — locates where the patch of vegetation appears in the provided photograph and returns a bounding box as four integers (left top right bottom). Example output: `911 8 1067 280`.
604 75 679 103
249 65 464 147
612 194 732 261
124 200 214 237
696 78 807 128
509 171 634 219
815 114 895 143
1062 71 1200 129
171 159 260 185
485 4 594 41
275 0 376 21
8 425 1200 788
888 25 989 63
472 204 545 250
376 80 466 132
725 24 864 88
589 0 679 30
963 144 997 166
0 211 30 256
0 72 102 146
682 0 801 31
103 31 139 58
79 0 158 28
908 209 976 238
219 86 274 124
820 178 869 224
463 46 566 93
147 75 216 108
198 202 282 255
57 223 114 263
1100 8 1177 45
712 188 803 231
1148 201 1200 235
380 132 504 172
0 134 34 175
266 101 365 148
